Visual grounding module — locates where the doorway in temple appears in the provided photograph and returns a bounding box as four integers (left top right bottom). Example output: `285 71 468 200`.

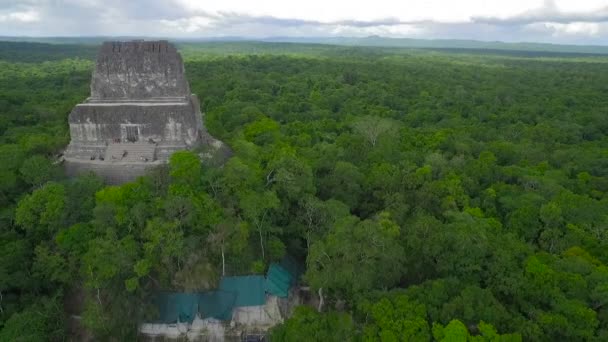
126 125 139 142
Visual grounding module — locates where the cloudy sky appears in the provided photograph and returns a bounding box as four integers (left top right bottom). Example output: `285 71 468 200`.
1 0 608 44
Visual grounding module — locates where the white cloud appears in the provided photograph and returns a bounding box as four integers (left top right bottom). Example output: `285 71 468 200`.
0 0 607 44
330 24 425 37
540 22 603 36
0 10 40 23
555 0 608 12
161 16 217 33
175 0 550 23
474 0 608 25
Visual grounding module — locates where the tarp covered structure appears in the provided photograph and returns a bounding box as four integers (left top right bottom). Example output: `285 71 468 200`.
154 293 199 323
265 257 303 298
219 275 266 307
151 258 302 324
152 278 266 324
198 291 237 321
265 264 292 298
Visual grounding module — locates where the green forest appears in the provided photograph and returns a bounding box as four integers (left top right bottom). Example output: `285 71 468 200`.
1 41 608 341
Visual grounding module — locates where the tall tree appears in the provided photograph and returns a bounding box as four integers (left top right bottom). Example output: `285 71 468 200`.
306 212 404 299
351 115 398 148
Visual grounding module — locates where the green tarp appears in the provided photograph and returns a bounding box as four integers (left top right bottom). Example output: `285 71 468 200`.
265 263 292 297
153 263 302 323
198 291 237 321
154 291 237 323
153 276 266 323
154 293 199 323
219 275 266 307
266 257 303 298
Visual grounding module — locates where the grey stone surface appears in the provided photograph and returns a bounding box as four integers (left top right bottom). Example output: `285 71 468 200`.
66 99 202 147
104 142 156 162
64 40 227 184
91 41 190 100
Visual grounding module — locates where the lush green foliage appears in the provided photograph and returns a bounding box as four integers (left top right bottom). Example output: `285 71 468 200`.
0 42 96 63
1 42 608 340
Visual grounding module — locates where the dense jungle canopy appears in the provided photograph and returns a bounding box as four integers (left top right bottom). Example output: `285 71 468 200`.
1 41 608 341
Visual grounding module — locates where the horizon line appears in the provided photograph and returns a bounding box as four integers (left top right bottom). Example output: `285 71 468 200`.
1 35 608 48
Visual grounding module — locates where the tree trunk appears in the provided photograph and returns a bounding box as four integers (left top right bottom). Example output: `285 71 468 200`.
221 244 226 276
96 288 102 306
258 225 265 260
317 287 324 312
306 231 311 251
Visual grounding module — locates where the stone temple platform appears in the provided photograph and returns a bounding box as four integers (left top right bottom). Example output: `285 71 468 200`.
64 40 223 184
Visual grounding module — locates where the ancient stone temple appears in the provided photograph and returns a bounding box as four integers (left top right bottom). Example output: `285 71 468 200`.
64 40 221 183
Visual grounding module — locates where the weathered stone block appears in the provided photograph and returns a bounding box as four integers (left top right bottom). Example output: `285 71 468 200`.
91 40 190 100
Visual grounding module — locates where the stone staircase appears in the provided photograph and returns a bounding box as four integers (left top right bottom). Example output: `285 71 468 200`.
104 142 156 162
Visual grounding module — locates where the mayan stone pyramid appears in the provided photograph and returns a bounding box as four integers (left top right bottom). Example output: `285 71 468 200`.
63 40 223 183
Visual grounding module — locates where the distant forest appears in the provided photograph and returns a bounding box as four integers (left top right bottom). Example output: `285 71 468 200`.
1 41 608 341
